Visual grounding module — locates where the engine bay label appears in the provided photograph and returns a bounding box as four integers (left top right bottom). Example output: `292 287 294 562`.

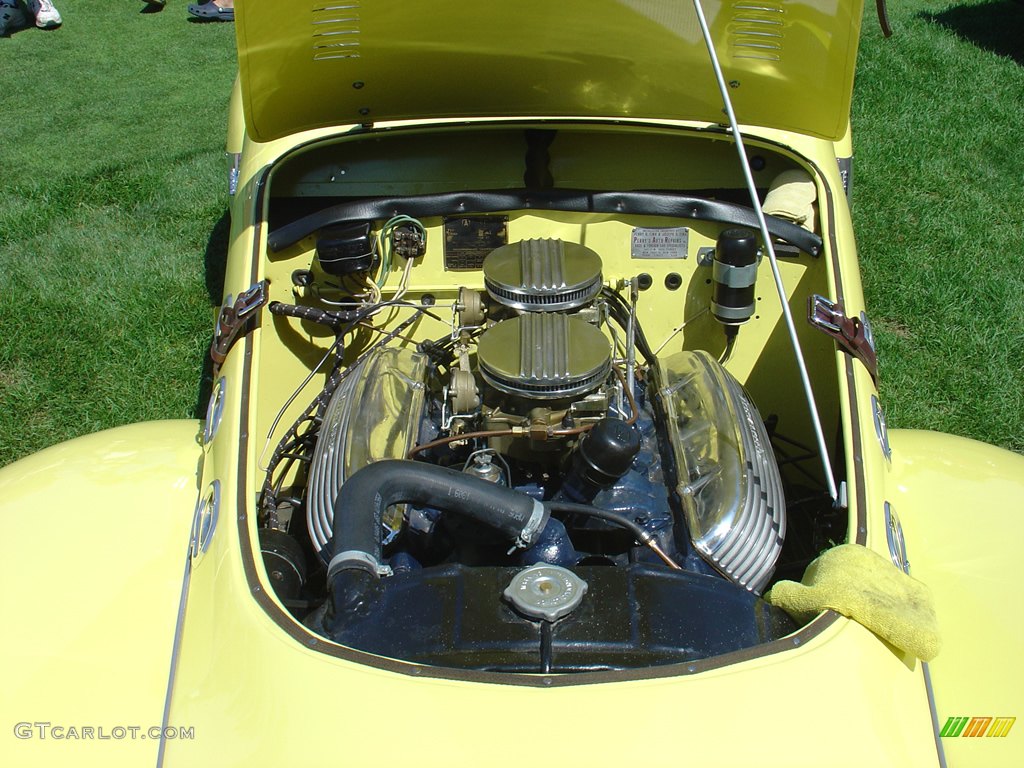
630 227 689 259
444 216 508 270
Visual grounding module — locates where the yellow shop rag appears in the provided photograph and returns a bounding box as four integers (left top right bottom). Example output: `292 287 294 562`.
764 544 941 661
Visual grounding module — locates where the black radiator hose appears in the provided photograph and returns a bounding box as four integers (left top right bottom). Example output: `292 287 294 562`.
327 460 549 583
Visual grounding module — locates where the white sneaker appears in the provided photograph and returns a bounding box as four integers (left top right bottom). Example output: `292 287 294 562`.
33 0 61 28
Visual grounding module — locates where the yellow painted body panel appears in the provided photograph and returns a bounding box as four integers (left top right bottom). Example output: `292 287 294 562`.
236 0 864 142
8 38 1024 763
887 430 1024 768
0 421 202 766
166 477 941 767
226 75 244 155
152 114 946 767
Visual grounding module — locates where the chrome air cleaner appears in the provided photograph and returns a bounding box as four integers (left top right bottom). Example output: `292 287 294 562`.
477 312 611 400
483 238 603 312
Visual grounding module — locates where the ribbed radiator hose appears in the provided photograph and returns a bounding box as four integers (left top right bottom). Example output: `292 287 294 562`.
324 460 682 628
326 460 549 624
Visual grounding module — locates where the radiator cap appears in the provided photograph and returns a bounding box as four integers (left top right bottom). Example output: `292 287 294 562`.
503 564 588 622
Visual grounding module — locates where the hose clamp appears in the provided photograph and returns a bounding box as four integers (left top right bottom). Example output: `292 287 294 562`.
509 501 549 553
326 550 393 581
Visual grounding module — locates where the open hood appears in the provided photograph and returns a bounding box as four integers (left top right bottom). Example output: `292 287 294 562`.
236 0 863 143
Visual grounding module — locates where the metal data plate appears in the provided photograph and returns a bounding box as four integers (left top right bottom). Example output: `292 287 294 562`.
630 227 689 259
444 216 508 270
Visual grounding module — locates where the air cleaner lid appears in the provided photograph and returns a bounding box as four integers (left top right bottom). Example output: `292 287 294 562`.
484 239 602 312
477 313 611 400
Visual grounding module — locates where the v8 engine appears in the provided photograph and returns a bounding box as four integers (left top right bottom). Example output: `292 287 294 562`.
267 237 794 672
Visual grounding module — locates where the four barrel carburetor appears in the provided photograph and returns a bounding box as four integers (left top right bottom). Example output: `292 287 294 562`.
445 238 624 464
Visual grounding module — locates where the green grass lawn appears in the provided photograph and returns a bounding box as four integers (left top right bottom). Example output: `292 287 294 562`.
854 0 1024 455
0 3 235 463
1 0 1021 466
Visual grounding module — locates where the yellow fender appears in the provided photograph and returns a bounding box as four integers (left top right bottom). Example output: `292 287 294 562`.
0 421 202 766
888 429 1024 767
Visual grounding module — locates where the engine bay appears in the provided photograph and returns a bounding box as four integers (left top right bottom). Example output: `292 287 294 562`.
246 124 848 674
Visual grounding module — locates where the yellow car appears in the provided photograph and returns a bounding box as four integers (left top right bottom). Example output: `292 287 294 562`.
3 1 1022 766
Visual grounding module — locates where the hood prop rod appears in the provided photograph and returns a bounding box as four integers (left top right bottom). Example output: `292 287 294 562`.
689 0 839 503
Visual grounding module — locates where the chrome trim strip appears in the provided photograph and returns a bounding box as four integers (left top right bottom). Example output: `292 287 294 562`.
155 553 192 768
923 662 949 768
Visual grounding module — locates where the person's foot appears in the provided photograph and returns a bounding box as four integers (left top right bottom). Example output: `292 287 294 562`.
1 0 29 36
32 0 61 28
187 0 233 22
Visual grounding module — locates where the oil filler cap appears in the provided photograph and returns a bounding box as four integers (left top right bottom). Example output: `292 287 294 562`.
503 564 588 622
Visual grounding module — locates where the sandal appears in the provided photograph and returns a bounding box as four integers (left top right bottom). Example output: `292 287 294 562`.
187 1 233 21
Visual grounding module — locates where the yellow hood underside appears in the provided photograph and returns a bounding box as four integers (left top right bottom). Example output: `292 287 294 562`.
236 0 863 142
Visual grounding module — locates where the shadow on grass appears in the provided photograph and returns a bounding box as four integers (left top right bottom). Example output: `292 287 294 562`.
920 0 1024 65
193 209 230 418
204 209 231 305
